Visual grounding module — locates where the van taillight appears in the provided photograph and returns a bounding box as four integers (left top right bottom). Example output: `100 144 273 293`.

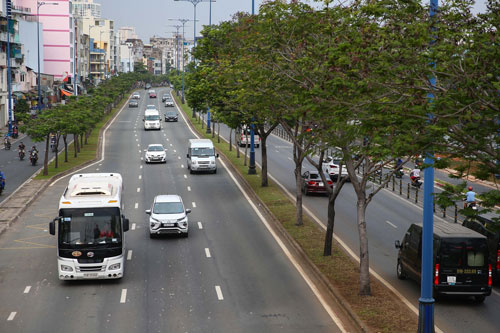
434 264 439 285
497 250 500 269
488 264 492 286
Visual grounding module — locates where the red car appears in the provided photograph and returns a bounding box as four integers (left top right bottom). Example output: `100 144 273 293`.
301 170 333 195
148 90 157 98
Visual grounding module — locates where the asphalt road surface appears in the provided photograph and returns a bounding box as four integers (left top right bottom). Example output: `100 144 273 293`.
0 88 343 333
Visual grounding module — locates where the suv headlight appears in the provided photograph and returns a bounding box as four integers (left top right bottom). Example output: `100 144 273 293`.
108 263 121 270
60 264 73 272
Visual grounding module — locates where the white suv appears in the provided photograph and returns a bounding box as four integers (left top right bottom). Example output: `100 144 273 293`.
145 195 191 238
322 157 349 181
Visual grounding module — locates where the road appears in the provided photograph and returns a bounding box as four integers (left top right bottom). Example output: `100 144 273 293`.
211 112 500 332
0 88 343 332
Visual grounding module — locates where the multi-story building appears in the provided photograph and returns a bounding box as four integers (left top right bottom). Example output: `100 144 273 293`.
150 35 188 73
80 17 114 83
118 27 137 44
72 0 101 18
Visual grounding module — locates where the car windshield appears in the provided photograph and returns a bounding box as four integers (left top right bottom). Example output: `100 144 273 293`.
146 105 156 109
166 112 177 116
148 146 164 152
440 238 488 268
145 115 160 121
191 147 214 156
58 208 122 247
153 202 184 214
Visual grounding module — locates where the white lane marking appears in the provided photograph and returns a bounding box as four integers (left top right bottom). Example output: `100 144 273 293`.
140 157 143 161
135 134 137 137
187 186 191 191
127 250 133 260
215 286 224 300
197 222 203 229
136 139 138 142
167 138 170 141
386 220 397 228
137 188 141 193
178 156 181 160
120 289 127 303
96 168 99 171
288 157 292 160
170 143 173 147
23 286 31 294
184 175 187 179
99 163 102 166
205 248 211 258
137 144 140 147
138 175 142 180
134 203 138 209
138 150 141 153
192 202 196 208
7 312 16 321
181 164 184 168
140 165 143 169
173 149 177 153
131 223 136 230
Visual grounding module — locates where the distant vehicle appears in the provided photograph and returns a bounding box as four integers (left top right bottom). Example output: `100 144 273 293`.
301 170 333 196
187 139 218 174
49 173 130 280
145 83 151 90
146 104 156 110
164 101 174 107
145 144 167 163
322 157 349 181
162 94 170 102
165 111 178 122
144 109 161 130
128 100 139 108
145 194 191 238
236 125 260 148
149 90 157 98
395 223 492 302
132 93 140 99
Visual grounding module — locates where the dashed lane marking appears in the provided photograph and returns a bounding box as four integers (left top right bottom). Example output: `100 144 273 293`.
120 289 127 303
140 165 143 169
386 220 397 228
187 186 191 191
131 223 136 230
181 164 184 168
215 286 223 300
197 222 203 229
134 203 138 209
184 175 187 179
137 188 141 193
205 248 211 258
23 286 31 294
127 250 132 260
138 175 142 180
177 156 181 160
7 312 16 321
192 202 196 208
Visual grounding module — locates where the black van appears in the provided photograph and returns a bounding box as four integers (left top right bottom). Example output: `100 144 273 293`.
462 214 500 283
395 223 492 302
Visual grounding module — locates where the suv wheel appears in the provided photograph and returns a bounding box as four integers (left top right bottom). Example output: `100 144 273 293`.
474 295 486 303
396 260 406 280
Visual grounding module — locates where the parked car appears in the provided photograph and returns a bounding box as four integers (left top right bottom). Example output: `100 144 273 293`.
236 125 260 147
162 94 170 102
395 222 492 302
132 93 140 99
463 214 500 283
322 156 349 181
165 111 178 122
144 144 166 163
149 89 157 98
128 100 139 108
301 170 333 195
145 194 191 238
165 101 174 107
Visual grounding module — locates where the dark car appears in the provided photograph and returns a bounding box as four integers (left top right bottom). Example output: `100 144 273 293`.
145 83 151 90
395 222 492 302
301 170 332 195
463 214 500 283
162 94 170 102
128 100 139 108
165 111 178 122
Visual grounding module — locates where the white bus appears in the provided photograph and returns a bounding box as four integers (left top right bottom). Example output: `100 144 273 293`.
49 173 130 280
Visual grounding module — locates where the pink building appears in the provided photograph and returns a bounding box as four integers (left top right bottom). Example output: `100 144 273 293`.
14 0 72 81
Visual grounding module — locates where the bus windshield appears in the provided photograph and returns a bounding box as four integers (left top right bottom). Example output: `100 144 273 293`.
191 147 214 157
58 207 122 248
145 115 160 121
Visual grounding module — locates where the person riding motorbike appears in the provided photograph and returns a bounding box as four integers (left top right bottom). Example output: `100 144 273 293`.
410 168 421 187
18 142 26 160
395 158 404 178
465 186 477 209
0 170 5 194
3 135 11 150
29 146 38 165
12 125 18 139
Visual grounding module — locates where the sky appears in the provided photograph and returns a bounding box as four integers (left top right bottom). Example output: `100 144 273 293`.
100 0 489 43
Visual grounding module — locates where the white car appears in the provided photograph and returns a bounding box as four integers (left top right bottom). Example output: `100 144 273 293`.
322 156 349 181
132 93 140 99
165 101 174 107
145 195 191 238
145 144 167 163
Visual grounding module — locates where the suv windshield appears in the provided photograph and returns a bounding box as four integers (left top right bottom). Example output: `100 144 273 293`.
440 238 488 268
153 202 184 214
146 105 156 110
191 147 214 156
58 208 122 248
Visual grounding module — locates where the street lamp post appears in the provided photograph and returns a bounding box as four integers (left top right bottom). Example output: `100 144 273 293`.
88 25 96 83
6 0 12 135
248 0 256 174
169 19 192 105
205 0 214 133
168 25 181 76
37 1 59 114
174 0 213 49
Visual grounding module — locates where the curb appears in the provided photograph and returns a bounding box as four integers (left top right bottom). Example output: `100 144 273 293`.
0 93 131 238
175 98 366 332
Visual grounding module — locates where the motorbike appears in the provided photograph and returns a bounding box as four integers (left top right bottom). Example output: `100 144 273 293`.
30 151 38 166
464 201 478 211
395 168 404 179
12 128 18 139
4 139 11 150
0 178 5 195
411 176 422 188
19 149 25 161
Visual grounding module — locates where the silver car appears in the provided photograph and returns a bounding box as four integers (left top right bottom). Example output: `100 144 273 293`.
145 195 191 238
145 144 167 163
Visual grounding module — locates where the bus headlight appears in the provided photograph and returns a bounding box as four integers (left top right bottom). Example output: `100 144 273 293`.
60 264 73 272
108 263 121 271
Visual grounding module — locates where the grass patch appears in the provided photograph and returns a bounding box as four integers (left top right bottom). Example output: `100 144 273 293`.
34 97 128 180
175 95 418 332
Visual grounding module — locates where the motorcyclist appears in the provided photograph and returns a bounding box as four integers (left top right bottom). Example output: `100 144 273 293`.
12 125 18 139
18 142 25 151
410 167 421 185
30 145 38 155
0 170 5 192
465 186 476 209
395 158 403 170
3 135 11 149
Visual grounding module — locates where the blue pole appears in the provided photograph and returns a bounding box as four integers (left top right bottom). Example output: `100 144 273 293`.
6 0 13 135
193 3 197 48
252 0 254 15
418 1 437 332
248 0 256 174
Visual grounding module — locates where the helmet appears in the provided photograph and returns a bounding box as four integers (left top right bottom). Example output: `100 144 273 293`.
468 186 473 191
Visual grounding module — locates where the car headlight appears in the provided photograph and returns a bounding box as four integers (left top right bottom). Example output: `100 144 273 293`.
60 264 73 272
108 263 121 271
150 218 161 229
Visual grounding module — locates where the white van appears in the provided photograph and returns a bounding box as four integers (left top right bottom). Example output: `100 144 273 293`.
143 109 161 130
186 139 218 174
236 125 260 147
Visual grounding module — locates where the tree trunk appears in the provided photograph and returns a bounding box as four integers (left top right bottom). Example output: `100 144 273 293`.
54 134 61 169
229 128 233 151
244 131 249 166
217 122 220 143
80 133 83 148
63 134 68 162
357 195 371 296
261 134 269 187
74 133 78 157
324 193 336 256
294 160 303 226
43 134 50 176
212 119 215 138
235 130 240 158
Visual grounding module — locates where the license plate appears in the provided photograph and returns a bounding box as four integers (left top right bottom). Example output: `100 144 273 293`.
318 182 324 186
447 276 456 285
163 223 174 227
83 273 98 278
